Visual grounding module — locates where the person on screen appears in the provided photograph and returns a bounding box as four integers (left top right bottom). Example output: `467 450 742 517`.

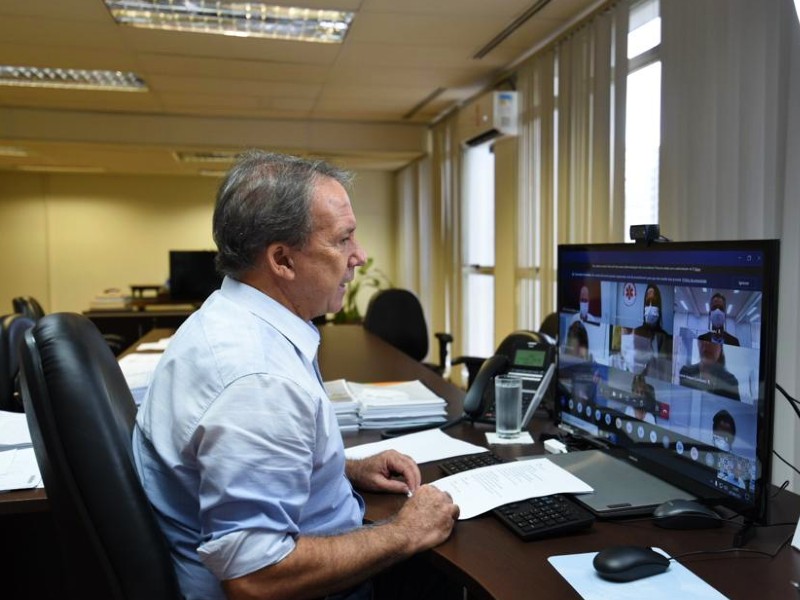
132 151 460 600
631 283 673 380
624 373 657 424
564 321 602 407
577 284 600 324
566 320 591 360
679 338 741 400
712 410 745 487
712 409 736 451
698 292 740 346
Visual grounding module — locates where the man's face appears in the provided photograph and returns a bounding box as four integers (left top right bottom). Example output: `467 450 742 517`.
698 339 722 365
291 176 366 319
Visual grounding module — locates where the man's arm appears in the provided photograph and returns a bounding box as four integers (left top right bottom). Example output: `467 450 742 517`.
222 485 458 600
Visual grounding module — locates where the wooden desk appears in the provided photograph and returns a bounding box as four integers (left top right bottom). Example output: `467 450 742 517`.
6 324 800 599
317 325 800 600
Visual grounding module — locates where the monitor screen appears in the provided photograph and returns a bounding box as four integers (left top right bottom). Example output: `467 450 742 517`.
555 239 780 522
169 250 223 303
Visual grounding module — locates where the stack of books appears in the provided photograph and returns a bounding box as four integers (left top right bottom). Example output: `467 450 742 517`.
88 288 130 310
325 379 447 431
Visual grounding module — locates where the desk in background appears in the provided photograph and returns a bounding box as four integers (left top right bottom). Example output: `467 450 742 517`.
83 308 194 352
4 324 800 599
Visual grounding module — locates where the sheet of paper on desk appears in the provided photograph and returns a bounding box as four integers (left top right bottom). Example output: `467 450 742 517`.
0 447 41 491
137 336 173 352
432 458 593 520
0 410 32 448
548 548 727 600
344 428 487 464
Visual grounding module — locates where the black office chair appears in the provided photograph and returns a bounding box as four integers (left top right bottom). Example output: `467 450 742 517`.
0 313 35 411
12 296 45 321
363 288 453 375
19 313 181 600
539 311 559 343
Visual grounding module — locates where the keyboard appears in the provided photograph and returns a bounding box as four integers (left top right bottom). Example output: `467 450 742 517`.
439 452 595 541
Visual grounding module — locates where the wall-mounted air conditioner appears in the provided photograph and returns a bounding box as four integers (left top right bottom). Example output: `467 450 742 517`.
457 90 519 147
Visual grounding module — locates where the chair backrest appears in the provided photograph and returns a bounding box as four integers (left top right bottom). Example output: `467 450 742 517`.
12 296 45 321
19 313 181 600
0 313 35 411
363 289 429 362
539 312 559 342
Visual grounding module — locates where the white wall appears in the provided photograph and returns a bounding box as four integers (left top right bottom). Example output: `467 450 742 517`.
0 169 396 315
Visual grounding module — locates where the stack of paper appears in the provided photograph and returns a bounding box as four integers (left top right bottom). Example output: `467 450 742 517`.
118 352 165 406
348 380 447 430
323 379 361 433
88 287 131 310
0 410 42 491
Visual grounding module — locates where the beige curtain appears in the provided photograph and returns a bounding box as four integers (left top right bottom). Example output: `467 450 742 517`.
659 0 800 489
516 2 628 328
394 115 461 360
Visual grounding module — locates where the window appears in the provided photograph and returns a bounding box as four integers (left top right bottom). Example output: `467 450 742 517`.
624 0 661 241
461 143 495 357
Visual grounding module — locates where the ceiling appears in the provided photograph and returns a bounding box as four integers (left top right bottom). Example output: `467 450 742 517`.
0 0 601 175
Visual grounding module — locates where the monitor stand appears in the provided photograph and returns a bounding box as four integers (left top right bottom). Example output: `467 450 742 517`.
545 449 695 518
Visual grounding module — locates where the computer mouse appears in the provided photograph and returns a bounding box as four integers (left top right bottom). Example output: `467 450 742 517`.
592 545 670 582
652 498 723 529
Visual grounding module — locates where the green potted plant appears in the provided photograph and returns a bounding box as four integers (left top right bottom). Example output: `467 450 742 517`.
334 257 392 324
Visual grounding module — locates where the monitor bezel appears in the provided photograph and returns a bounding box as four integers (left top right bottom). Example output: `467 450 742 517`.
554 239 780 524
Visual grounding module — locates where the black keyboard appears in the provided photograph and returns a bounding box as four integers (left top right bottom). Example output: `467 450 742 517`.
438 453 595 541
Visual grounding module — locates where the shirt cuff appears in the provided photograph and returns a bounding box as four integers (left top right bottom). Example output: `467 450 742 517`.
198 529 296 581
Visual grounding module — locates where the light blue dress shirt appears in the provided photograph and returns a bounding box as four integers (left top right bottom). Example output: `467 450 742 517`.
133 276 365 600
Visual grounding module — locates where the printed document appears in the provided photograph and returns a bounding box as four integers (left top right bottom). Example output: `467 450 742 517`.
432 458 593 519
344 428 487 464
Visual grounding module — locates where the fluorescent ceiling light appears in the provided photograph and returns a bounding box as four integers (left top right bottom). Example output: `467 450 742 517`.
0 66 147 92
0 146 29 157
174 151 240 163
18 165 106 173
105 1 355 44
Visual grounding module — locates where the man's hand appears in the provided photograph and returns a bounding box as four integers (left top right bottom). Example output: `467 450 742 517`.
391 485 460 553
346 450 421 495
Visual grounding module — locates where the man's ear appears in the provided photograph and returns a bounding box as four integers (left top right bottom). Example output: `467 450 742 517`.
266 243 296 280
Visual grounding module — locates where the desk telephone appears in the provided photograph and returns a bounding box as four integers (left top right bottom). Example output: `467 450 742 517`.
461 331 556 427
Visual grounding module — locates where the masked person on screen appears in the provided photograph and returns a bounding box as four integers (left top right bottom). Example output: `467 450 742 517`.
622 284 673 380
698 292 740 346
132 151 460 600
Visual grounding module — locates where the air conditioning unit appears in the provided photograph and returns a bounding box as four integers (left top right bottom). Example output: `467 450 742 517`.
457 90 519 147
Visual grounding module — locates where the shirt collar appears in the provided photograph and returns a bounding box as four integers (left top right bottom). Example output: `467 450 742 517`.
219 276 320 364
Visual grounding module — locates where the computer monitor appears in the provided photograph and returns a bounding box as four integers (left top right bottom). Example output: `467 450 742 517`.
168 250 222 304
555 239 780 523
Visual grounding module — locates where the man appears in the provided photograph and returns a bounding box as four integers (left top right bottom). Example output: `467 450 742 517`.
698 292 740 346
133 151 459 600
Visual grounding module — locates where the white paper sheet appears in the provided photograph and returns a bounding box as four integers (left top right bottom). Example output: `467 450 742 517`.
344 428 487 464
548 548 728 600
118 352 164 389
0 447 41 491
432 458 594 519
136 336 173 352
0 410 32 448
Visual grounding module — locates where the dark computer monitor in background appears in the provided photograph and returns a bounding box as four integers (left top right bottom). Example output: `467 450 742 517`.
555 239 780 523
168 250 223 304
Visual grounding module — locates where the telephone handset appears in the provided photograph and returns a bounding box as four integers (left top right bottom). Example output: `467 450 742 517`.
461 331 557 427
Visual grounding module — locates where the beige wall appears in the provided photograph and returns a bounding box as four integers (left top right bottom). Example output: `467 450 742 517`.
0 169 396 315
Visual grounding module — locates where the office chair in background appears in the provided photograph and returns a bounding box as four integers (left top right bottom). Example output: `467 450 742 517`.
363 288 453 376
12 296 45 321
19 313 181 599
0 313 35 412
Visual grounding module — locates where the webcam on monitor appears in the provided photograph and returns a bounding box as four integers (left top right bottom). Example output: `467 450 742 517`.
630 224 667 244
